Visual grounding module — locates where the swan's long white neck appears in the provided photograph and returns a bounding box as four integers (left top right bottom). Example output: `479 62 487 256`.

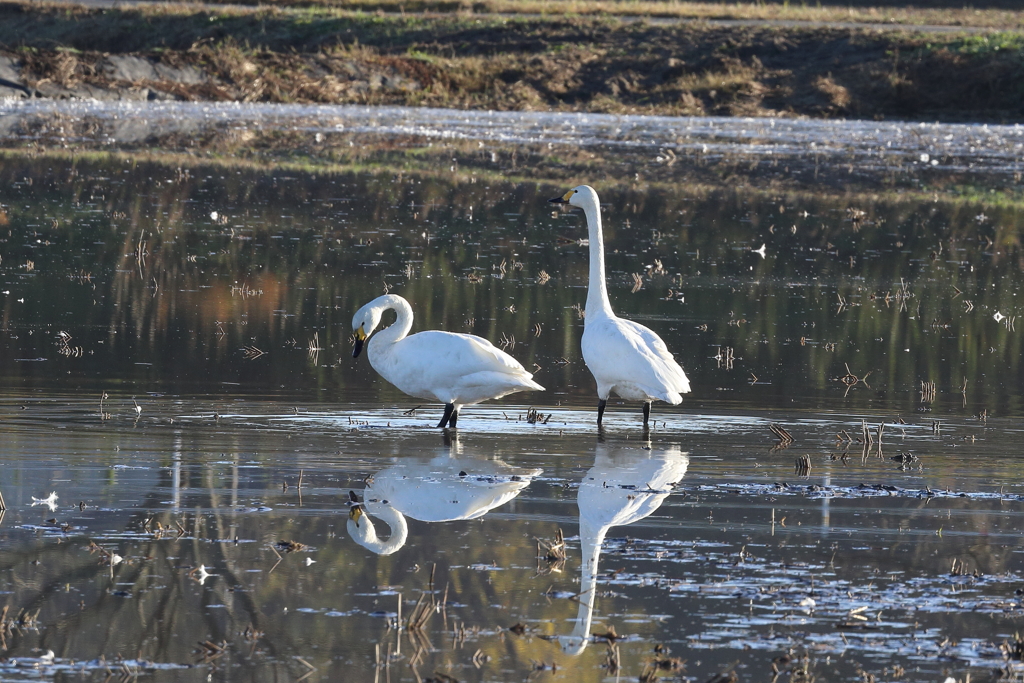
349 505 409 555
583 201 613 317
562 517 607 655
368 294 414 354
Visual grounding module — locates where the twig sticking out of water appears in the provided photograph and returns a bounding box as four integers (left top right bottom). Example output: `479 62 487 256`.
794 454 812 475
242 345 266 360
524 408 552 424
195 640 228 664
920 380 936 403
471 649 490 669
714 346 735 370
641 652 686 682
605 641 621 675
857 419 871 445
839 364 872 397
999 633 1024 663
294 657 316 683
769 424 793 450
307 332 322 364
406 592 433 631
630 273 643 293
536 529 566 576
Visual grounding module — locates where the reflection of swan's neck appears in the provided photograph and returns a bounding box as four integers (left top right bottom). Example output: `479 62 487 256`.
368 295 414 355
347 505 409 555
583 200 612 317
561 518 607 655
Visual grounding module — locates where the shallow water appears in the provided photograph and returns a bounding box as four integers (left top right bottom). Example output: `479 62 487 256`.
1 104 1024 681
1 398 1023 682
3 100 1024 180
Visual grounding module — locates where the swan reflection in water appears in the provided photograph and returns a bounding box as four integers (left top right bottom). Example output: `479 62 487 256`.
347 436 542 555
557 441 689 655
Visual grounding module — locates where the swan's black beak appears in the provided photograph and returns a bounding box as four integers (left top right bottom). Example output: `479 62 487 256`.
549 189 574 204
352 324 366 358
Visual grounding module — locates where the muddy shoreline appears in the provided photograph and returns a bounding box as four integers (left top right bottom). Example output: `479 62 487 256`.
1 3 1023 123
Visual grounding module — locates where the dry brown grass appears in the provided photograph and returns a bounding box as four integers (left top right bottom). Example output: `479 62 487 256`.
17 0 1024 30
3 1 1023 121
238 0 1024 30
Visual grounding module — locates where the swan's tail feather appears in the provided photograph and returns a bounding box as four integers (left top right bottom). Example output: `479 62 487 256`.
658 391 683 405
521 378 546 392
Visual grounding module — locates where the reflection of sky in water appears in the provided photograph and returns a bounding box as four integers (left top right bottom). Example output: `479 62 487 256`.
2 100 1023 174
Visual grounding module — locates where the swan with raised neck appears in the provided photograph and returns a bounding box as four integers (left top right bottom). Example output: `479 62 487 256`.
549 185 691 427
558 442 689 655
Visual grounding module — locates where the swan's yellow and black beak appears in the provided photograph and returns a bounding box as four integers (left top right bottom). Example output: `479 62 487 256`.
548 189 573 204
349 504 364 526
352 323 367 358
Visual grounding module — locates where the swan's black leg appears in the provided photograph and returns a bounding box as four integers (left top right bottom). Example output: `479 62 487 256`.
437 403 455 429
642 401 652 427
597 399 607 426
449 407 459 429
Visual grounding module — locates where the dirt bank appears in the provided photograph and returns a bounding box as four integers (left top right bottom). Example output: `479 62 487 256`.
1 2 1023 122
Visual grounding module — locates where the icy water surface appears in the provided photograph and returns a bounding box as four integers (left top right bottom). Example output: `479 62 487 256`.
1 104 1024 681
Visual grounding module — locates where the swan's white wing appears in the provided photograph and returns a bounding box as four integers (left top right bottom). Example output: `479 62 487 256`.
375 330 543 403
616 318 691 392
582 315 690 403
403 331 526 373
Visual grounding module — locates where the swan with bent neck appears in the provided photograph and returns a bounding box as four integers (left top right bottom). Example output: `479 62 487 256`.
352 294 544 428
346 439 542 555
549 185 691 427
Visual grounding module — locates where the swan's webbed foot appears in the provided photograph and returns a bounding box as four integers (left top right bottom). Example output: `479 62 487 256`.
437 403 456 429
597 399 607 426
642 401 652 427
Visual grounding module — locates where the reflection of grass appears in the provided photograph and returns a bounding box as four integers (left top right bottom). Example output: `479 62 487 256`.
4 147 1024 218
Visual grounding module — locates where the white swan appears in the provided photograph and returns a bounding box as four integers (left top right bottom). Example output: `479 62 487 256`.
348 499 409 556
346 440 541 555
352 294 545 428
558 442 689 655
550 185 690 427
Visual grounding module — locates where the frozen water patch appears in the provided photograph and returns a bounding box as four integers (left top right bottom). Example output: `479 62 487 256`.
1 100 1022 177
